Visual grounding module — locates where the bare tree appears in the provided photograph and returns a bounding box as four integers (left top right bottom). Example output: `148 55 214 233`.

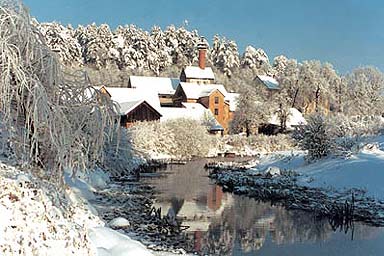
230 86 269 136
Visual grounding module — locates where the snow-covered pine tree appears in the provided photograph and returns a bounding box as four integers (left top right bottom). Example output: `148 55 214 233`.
38 22 82 66
150 26 172 75
211 35 240 77
293 114 333 160
241 45 271 75
77 23 118 69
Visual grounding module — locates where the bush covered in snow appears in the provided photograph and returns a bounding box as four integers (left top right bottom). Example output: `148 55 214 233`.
293 114 384 160
293 115 334 160
128 119 217 159
222 133 294 153
330 114 384 137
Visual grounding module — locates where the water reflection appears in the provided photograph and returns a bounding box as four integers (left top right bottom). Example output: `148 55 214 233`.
144 159 384 255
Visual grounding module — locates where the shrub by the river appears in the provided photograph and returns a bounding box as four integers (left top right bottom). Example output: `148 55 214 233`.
292 113 384 161
128 119 216 159
293 114 333 160
222 133 294 153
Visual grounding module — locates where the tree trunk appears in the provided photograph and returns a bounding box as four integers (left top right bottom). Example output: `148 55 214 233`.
315 85 321 113
292 87 299 108
245 122 251 137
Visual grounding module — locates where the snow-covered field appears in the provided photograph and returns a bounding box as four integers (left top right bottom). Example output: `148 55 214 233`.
254 135 384 199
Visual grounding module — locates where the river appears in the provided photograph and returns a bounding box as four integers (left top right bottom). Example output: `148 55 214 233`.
142 159 384 255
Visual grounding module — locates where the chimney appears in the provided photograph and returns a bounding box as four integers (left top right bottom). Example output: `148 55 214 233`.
197 37 208 69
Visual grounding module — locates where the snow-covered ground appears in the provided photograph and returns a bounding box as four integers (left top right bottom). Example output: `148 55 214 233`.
254 135 384 199
0 158 157 256
66 169 156 256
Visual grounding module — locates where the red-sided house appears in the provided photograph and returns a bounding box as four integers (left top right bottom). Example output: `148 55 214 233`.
173 82 232 133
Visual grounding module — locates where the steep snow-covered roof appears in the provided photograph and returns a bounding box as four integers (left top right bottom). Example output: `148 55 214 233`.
179 82 228 99
129 76 179 95
117 100 162 116
268 108 307 129
117 100 142 115
226 92 240 112
257 75 280 90
183 66 215 80
98 86 161 111
160 102 213 122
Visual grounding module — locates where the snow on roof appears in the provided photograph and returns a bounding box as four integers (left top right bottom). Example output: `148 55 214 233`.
83 86 99 100
179 82 228 99
226 92 240 112
160 102 213 122
117 100 141 115
183 66 215 80
99 86 161 111
210 124 224 131
257 75 280 90
117 100 161 116
129 76 179 95
268 108 307 129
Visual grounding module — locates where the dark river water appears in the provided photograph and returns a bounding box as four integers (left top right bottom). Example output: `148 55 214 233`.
142 159 384 256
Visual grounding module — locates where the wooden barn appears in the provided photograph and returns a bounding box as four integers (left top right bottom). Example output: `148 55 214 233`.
96 86 162 127
119 100 162 128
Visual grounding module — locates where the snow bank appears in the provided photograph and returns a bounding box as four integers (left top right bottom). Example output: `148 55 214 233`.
0 158 155 256
109 217 131 229
89 227 153 256
255 136 384 199
0 161 97 255
63 168 155 256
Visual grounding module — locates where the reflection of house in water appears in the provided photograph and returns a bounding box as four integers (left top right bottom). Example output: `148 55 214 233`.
153 184 234 254
149 159 235 254
153 184 233 232
146 160 382 255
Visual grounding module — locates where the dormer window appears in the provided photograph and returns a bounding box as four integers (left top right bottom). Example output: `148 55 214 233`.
214 96 219 104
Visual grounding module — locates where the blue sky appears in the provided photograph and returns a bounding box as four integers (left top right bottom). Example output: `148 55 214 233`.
23 0 384 74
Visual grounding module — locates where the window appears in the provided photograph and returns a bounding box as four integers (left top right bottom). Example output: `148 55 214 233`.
214 96 219 104
214 108 219 115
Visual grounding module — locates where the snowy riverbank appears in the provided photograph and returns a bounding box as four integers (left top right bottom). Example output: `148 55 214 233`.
256 136 384 199
207 135 384 226
0 157 158 256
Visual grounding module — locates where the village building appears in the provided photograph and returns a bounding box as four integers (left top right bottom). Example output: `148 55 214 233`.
95 38 238 133
180 66 215 84
255 75 280 100
128 76 179 107
171 39 237 133
255 74 329 116
118 100 162 128
97 86 162 127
